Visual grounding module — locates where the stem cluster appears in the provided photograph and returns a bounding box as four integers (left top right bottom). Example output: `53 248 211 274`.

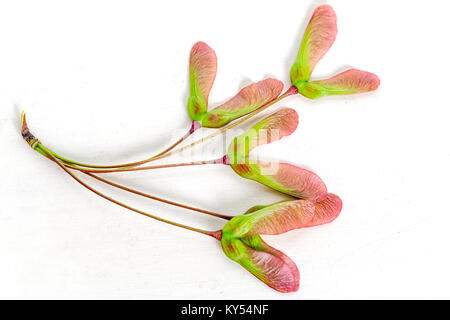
22 86 297 237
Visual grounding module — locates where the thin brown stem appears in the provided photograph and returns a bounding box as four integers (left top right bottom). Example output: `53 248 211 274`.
35 145 231 220
51 120 201 169
82 171 233 220
39 144 221 239
63 157 228 174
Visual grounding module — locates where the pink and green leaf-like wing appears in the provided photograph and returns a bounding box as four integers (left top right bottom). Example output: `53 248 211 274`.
219 195 342 292
201 79 284 128
223 200 315 237
187 42 217 121
237 193 342 231
241 194 342 231
290 5 337 87
305 193 342 227
230 161 328 202
227 108 299 162
226 108 326 200
299 69 380 99
221 234 300 293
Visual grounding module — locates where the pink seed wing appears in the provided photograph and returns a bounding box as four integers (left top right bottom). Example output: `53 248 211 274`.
318 69 380 92
305 193 343 227
250 108 300 151
201 78 283 128
243 236 300 293
190 42 217 99
213 78 283 113
250 108 299 149
227 108 299 160
222 235 300 293
255 161 328 202
242 200 316 236
290 5 337 84
187 42 217 120
301 69 380 99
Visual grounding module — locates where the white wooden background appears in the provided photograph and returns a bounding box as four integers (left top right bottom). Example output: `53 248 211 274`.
1 0 449 299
